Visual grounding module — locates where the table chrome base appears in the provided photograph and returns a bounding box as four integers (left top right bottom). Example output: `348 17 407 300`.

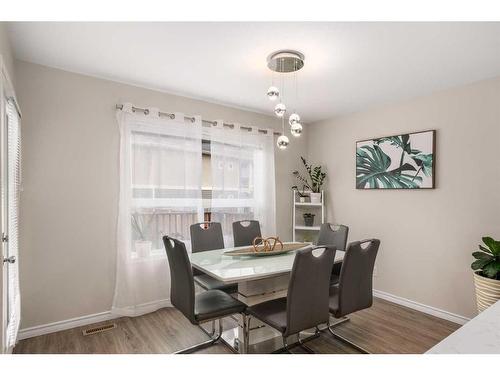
199 323 321 354
192 316 360 354
194 315 359 354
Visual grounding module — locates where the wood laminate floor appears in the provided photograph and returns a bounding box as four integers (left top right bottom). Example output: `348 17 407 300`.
13 297 459 354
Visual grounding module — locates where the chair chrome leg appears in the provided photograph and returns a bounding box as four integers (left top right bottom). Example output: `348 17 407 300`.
318 315 350 332
327 325 370 354
209 320 216 336
197 318 217 337
297 334 316 354
281 336 292 354
174 338 218 354
174 319 223 354
329 316 350 328
270 328 321 354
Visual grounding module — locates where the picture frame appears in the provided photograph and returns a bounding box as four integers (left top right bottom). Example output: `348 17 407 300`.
356 130 436 189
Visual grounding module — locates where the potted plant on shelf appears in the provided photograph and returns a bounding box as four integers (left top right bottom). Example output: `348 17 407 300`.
471 236 500 312
132 212 153 258
292 185 308 203
292 156 326 204
303 213 315 227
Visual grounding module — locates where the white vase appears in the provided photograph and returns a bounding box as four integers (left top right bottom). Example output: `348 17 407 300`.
473 271 500 313
135 240 152 258
310 192 321 204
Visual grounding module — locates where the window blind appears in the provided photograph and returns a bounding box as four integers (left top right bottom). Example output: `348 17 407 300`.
6 98 21 347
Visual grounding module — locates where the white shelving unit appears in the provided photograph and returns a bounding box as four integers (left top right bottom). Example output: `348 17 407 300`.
292 190 325 242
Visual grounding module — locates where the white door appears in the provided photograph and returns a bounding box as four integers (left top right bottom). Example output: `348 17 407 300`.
1 96 21 354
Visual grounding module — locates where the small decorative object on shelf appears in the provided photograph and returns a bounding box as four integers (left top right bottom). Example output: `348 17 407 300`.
292 156 326 204
292 185 308 203
303 213 315 227
310 192 321 204
471 236 500 312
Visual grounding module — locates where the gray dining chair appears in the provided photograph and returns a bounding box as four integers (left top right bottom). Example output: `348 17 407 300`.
190 222 237 294
327 239 380 354
317 223 349 285
232 220 262 247
246 245 336 353
163 235 246 354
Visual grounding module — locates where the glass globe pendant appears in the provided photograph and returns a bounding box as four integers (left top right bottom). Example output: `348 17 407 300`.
288 113 300 126
267 86 280 101
290 122 303 137
276 135 289 149
274 103 286 117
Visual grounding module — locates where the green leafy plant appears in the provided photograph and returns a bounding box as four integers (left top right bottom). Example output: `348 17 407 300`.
303 213 315 227
471 237 500 279
292 157 326 193
291 185 308 197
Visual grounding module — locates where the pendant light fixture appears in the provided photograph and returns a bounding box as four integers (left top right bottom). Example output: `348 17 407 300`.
290 122 303 137
288 113 300 125
266 49 305 149
267 86 280 101
276 116 290 149
274 103 286 117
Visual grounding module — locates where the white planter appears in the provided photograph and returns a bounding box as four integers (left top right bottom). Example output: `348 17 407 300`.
473 271 500 313
135 240 152 258
310 192 321 204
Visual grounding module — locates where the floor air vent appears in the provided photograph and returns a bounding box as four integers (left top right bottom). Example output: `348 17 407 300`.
82 323 117 336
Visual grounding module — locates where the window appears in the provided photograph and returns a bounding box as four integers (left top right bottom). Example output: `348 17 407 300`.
128 133 265 253
200 139 255 245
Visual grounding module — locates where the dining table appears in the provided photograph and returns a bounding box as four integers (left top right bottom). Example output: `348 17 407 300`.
190 242 345 353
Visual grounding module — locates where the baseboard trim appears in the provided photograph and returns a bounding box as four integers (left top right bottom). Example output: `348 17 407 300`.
18 299 172 340
374 289 470 325
18 292 469 341
18 311 115 340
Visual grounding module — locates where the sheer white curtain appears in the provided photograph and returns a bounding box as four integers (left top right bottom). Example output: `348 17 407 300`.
112 103 203 316
208 121 276 246
6 99 21 347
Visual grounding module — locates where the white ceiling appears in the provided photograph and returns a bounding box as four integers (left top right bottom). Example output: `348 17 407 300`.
8 22 500 122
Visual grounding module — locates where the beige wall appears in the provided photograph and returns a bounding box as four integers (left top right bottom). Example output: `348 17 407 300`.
16 60 307 328
0 23 15 86
307 77 500 319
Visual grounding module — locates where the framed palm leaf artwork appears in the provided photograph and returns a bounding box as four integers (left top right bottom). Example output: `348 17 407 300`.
356 130 435 189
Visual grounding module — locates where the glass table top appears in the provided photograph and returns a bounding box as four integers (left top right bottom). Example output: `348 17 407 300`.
190 242 345 283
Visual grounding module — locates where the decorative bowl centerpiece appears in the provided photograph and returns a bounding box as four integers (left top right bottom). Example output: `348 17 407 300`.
224 237 309 257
